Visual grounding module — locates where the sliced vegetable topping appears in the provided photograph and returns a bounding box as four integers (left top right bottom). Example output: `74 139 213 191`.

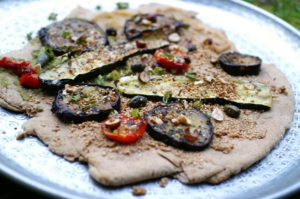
124 13 184 40
117 75 272 109
138 71 150 83
219 52 262 76
187 44 197 52
95 5 102 10
145 103 213 150
126 54 156 74
167 32 181 43
105 70 121 81
0 57 41 88
116 2 129 10
48 13 58 21
131 109 141 118
153 66 165 75
106 27 117 37
211 108 224 121
19 73 41 89
100 114 147 144
185 72 196 80
224 104 240 118
129 95 148 108
130 61 145 73
163 90 172 103
26 32 33 41
38 18 107 54
32 47 55 67
39 38 169 88
52 84 120 123
154 48 190 70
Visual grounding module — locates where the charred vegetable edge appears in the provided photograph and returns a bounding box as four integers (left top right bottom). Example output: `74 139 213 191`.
40 43 169 89
51 83 120 123
38 18 108 55
219 52 262 76
124 14 185 40
145 103 214 151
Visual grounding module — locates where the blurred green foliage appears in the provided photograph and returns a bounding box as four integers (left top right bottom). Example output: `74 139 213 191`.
244 0 300 29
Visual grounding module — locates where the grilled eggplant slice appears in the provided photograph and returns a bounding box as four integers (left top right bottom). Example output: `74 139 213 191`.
38 18 107 54
52 84 120 123
125 13 185 40
145 103 213 151
39 37 169 88
219 52 262 76
117 75 272 109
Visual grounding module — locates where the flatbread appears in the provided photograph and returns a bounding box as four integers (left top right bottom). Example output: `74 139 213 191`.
0 4 294 187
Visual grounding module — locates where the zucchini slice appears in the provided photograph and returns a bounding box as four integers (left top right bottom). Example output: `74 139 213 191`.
39 38 169 88
145 103 213 151
38 18 107 54
52 84 120 123
117 75 272 109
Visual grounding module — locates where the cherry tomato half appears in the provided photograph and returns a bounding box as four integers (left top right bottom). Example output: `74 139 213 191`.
100 114 147 144
19 73 41 88
0 57 41 88
154 48 190 70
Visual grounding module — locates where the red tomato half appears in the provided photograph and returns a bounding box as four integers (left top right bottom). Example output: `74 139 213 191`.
154 48 190 70
0 57 41 88
19 73 41 88
100 114 147 144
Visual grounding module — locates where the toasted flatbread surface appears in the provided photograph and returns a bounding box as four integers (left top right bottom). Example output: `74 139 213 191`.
0 4 294 186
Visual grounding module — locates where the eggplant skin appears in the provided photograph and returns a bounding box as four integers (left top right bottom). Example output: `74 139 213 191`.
121 94 270 111
200 98 270 110
38 18 107 55
145 103 213 151
219 52 262 76
124 13 185 40
51 84 120 123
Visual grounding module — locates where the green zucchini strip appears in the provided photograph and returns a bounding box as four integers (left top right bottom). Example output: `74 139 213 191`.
39 37 169 87
117 75 272 109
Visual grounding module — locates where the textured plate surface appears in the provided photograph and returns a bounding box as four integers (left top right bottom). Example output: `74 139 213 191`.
0 0 300 198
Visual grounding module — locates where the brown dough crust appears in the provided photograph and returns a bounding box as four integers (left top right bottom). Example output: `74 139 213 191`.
0 4 294 186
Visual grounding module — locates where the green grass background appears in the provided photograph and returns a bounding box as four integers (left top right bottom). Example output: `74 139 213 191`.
244 0 300 29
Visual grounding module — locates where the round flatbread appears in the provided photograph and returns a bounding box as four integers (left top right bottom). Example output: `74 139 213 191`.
0 4 294 186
